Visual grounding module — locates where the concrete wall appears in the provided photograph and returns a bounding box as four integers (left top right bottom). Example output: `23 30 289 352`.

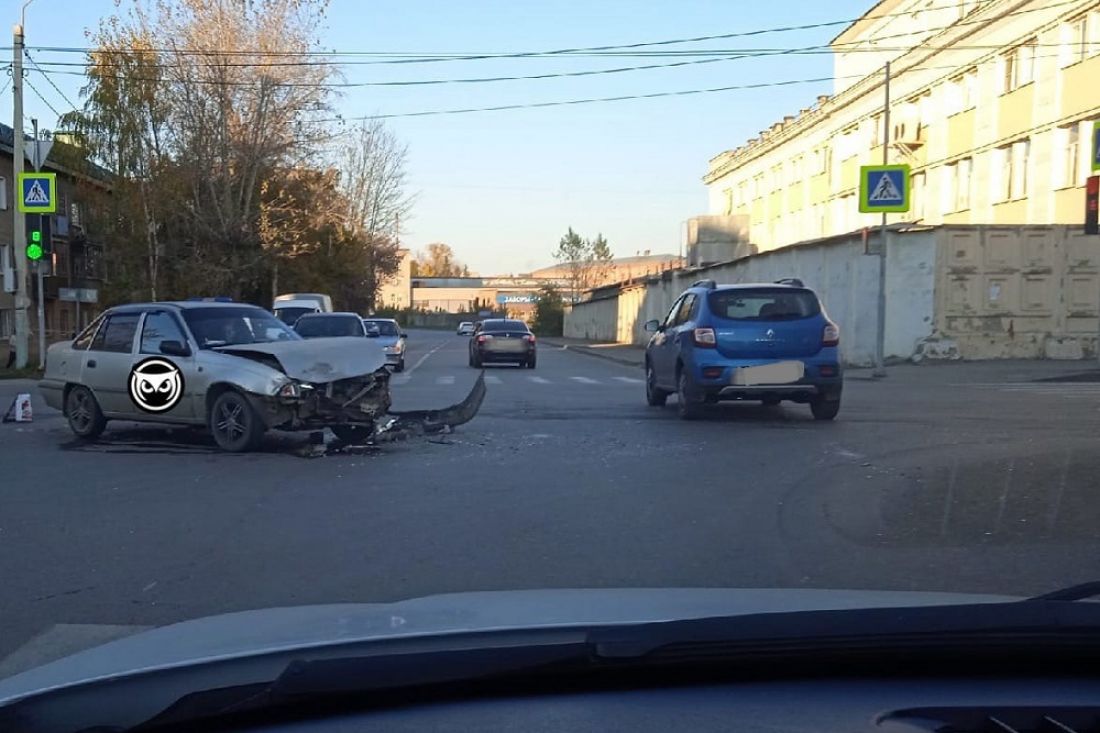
567 229 938 366
566 225 1098 365
565 295 620 342
934 226 1100 360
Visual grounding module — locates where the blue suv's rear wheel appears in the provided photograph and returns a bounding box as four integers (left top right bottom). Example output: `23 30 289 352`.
810 396 841 421
645 363 668 407
676 370 704 420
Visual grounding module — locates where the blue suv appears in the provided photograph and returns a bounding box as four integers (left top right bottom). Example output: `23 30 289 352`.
643 279 842 420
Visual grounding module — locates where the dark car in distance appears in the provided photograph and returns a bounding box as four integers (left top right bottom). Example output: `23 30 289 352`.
469 319 537 369
292 312 367 339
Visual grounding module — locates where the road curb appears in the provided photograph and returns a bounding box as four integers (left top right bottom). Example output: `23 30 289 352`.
541 339 644 368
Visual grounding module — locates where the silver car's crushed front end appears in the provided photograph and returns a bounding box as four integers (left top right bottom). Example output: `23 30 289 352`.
250 368 391 431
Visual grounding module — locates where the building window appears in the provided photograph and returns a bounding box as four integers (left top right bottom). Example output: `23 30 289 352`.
0 176 6 211
1012 140 1030 199
946 68 978 115
954 157 972 211
996 141 1030 201
1060 123 1082 188
912 172 926 220
1062 15 1088 66
995 146 1012 202
1002 39 1036 93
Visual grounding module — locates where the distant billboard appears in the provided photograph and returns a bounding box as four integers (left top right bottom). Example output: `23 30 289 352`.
496 293 537 304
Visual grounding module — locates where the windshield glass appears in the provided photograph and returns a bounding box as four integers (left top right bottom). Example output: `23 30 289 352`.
708 289 821 321
11 0 1100 706
363 320 399 336
294 315 364 338
183 307 299 348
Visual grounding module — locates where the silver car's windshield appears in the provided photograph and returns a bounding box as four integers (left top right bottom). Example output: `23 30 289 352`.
182 307 301 349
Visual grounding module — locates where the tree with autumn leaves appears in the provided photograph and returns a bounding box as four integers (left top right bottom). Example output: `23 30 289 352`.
62 0 412 310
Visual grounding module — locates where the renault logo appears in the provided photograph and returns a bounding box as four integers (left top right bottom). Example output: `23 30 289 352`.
765 329 776 339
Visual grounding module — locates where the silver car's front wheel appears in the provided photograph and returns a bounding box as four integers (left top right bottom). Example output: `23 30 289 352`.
209 391 265 452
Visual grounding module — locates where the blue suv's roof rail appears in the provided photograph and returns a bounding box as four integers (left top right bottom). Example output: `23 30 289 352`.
691 279 717 289
774 278 804 287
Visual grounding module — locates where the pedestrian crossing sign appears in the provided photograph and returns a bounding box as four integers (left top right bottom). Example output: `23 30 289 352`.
17 172 56 213
858 164 910 213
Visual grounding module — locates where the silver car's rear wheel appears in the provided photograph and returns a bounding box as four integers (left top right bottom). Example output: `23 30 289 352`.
66 385 106 440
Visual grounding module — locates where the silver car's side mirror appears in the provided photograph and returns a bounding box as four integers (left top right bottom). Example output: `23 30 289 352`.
160 340 192 357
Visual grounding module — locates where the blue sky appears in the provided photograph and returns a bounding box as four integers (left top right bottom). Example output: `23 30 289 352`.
8 0 871 274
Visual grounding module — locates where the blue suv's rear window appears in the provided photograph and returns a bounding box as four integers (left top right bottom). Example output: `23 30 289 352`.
707 288 821 321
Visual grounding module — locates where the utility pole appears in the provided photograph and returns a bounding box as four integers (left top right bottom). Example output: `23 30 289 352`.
873 61 891 378
32 117 46 368
11 21 28 368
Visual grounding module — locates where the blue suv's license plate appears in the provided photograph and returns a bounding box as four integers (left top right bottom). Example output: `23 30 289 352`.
732 361 804 386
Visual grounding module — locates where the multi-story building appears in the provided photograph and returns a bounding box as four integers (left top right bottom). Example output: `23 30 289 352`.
704 0 1100 250
376 248 412 310
1 124 109 360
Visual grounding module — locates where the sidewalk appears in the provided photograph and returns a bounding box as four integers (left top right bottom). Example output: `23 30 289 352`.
542 336 1100 384
540 337 645 368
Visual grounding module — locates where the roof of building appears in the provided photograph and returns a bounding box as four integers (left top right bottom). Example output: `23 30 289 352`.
0 122 113 184
829 0 902 46
526 253 682 276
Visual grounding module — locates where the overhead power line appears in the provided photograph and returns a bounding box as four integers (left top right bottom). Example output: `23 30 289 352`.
16 0 1083 92
23 76 63 120
319 50 1071 121
15 0 1045 63
24 50 82 117
0 65 12 99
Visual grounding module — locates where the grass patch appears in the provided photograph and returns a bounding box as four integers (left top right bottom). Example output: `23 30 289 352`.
0 367 42 380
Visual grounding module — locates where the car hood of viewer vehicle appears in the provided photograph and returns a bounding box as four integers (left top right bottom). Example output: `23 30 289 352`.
213 337 385 382
0 587 1019 706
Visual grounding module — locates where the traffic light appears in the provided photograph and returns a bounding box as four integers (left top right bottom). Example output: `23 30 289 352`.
24 214 51 261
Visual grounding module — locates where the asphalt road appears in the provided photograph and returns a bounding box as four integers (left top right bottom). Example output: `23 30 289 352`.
4 329 1100 674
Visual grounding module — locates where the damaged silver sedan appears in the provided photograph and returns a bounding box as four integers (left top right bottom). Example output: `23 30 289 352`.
39 302 483 452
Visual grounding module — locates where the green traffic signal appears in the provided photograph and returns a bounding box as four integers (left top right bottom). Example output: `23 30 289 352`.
26 243 43 261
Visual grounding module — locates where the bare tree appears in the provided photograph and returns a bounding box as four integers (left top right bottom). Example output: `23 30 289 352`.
337 119 414 242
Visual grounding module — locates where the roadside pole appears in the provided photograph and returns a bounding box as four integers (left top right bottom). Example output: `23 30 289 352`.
859 62 909 378
32 118 46 368
874 61 890 379
11 22 28 368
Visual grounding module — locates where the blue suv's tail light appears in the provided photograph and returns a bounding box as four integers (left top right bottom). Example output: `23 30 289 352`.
823 322 840 347
693 327 717 347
